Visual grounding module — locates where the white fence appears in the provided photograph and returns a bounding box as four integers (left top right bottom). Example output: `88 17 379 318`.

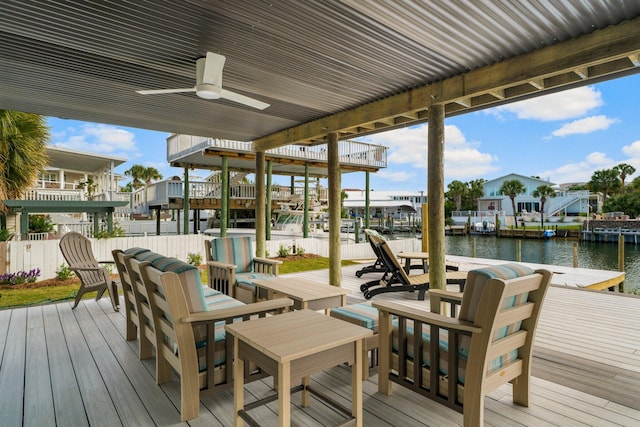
4 235 422 280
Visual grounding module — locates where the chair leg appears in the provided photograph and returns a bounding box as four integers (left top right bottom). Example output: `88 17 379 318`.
108 280 120 311
72 288 85 309
95 286 107 301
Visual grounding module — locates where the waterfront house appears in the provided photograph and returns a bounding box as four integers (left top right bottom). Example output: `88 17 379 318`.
452 173 599 227
2 146 129 240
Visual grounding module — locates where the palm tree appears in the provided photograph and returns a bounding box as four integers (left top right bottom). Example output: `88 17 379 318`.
499 179 526 229
532 184 556 229
0 110 49 211
614 163 636 190
124 164 147 189
124 165 163 189
467 179 486 210
447 180 467 211
141 166 162 186
589 168 621 203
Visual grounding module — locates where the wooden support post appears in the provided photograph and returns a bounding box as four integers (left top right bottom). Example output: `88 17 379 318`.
255 151 266 257
221 156 228 237
365 171 370 230
266 159 272 240
472 237 476 258
303 163 309 238
427 104 445 290
183 168 189 235
421 203 428 253
516 239 522 262
573 243 578 267
328 132 341 287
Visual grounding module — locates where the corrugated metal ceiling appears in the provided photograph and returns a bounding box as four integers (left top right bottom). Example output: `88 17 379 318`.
0 0 639 145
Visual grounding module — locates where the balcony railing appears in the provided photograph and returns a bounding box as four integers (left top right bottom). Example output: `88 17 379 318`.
167 135 387 169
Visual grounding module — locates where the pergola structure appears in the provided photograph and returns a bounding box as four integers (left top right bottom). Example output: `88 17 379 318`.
1 1 639 287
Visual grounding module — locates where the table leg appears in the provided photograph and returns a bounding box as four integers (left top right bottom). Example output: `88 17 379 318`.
301 375 310 407
352 338 364 427
404 258 411 274
233 339 245 427
278 361 291 427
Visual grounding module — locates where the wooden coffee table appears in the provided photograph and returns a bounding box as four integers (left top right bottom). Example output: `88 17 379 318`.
226 309 372 427
253 277 349 314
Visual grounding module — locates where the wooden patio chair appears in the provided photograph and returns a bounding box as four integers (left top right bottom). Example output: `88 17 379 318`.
362 238 467 300
204 236 281 303
59 231 119 311
129 251 292 421
112 248 156 359
373 263 552 427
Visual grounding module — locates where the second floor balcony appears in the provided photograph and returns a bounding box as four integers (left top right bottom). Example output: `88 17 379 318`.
167 134 388 176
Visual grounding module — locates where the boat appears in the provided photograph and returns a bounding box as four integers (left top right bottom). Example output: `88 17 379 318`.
543 229 555 238
473 220 495 233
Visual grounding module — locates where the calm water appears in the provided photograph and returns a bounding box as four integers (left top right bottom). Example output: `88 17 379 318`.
444 236 640 292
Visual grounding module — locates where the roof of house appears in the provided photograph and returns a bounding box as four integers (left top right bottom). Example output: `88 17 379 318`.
46 146 127 173
482 173 556 187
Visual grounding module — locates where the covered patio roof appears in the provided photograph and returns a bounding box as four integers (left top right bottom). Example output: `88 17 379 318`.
1 2 639 149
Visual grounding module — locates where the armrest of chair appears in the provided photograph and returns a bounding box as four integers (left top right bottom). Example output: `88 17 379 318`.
182 298 294 324
253 257 281 275
428 289 464 316
206 260 238 296
373 300 480 333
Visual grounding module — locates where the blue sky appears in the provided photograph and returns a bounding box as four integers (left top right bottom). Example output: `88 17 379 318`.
47 73 640 191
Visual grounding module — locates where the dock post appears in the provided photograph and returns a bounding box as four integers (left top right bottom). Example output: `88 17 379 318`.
618 234 625 293
573 243 578 267
516 240 521 262
471 237 476 258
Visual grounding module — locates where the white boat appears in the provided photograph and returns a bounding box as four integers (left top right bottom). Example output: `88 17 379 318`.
474 220 495 233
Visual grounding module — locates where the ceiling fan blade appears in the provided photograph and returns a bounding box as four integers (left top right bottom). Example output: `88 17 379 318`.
200 52 225 86
221 89 270 110
136 88 196 95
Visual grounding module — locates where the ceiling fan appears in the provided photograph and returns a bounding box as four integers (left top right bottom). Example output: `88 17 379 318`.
136 52 270 110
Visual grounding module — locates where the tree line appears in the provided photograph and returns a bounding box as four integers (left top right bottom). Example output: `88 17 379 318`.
445 163 639 229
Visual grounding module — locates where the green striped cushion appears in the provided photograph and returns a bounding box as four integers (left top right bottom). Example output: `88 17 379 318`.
124 247 151 257
393 263 535 384
331 303 379 333
210 237 254 273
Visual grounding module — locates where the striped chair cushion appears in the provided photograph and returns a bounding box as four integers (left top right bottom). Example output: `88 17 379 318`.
393 263 535 384
330 302 380 333
209 237 254 273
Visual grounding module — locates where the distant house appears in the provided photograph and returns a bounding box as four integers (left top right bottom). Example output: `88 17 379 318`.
2 146 129 239
342 189 426 221
477 173 597 217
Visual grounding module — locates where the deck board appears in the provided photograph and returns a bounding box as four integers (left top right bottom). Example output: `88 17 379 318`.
25 306 55 427
2 263 640 426
43 304 89 427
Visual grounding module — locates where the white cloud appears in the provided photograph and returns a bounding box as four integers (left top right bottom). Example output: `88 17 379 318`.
552 115 619 137
622 140 640 158
376 170 416 183
51 124 139 157
537 151 617 184
490 86 603 121
357 123 498 181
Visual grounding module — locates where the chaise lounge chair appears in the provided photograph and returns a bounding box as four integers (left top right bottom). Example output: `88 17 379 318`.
362 238 467 300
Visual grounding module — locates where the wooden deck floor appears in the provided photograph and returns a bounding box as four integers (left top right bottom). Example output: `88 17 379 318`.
1 264 639 426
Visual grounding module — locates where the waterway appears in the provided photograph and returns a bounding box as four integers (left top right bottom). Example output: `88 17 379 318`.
444 236 640 292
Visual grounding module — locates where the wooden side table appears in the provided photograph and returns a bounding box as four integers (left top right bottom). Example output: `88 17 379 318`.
253 277 349 314
226 310 372 427
397 251 429 273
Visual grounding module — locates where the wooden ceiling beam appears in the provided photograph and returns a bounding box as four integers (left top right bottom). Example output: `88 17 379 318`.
253 17 640 151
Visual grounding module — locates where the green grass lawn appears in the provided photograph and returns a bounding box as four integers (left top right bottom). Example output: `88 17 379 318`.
0 257 358 309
